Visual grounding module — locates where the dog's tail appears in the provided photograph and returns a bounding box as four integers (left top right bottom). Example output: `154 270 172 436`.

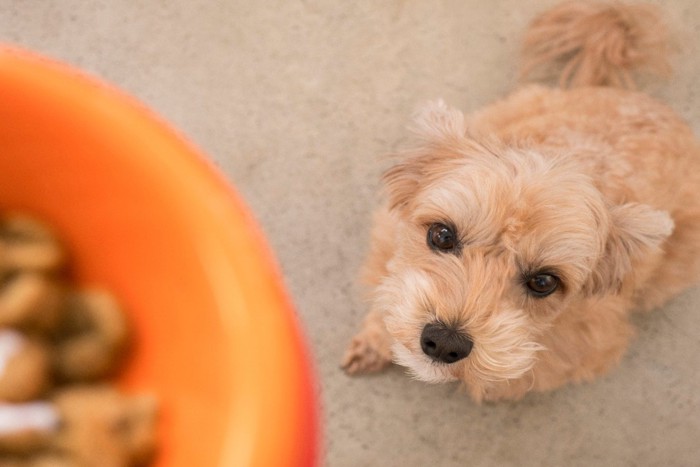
520 1 672 88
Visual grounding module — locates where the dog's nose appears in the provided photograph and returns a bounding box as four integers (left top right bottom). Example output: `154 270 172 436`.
420 322 473 364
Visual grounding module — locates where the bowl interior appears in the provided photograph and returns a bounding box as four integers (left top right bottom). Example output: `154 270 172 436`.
0 48 317 467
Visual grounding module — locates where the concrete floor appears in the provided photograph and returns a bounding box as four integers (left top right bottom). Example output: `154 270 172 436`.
3 1 700 466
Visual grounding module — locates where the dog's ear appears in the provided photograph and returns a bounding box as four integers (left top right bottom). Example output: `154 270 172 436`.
383 100 467 210
382 157 423 211
585 203 674 295
410 99 466 144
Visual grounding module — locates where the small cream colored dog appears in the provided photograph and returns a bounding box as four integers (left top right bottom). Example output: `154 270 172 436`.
342 1 700 402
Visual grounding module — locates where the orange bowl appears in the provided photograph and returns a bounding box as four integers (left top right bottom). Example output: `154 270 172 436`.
0 46 318 467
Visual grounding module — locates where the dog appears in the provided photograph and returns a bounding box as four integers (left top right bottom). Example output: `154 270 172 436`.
342 1 700 402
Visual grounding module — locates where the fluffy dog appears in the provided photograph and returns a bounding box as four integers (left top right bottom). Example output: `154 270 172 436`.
342 1 700 402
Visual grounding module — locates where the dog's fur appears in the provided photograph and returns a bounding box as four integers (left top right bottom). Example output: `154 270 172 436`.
342 1 700 402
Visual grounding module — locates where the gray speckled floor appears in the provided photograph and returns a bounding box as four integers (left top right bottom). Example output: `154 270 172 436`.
3 1 700 466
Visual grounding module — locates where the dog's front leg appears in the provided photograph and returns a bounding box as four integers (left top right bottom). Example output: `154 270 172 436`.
341 309 393 375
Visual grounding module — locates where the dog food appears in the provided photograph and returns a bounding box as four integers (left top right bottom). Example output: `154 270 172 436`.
0 213 158 466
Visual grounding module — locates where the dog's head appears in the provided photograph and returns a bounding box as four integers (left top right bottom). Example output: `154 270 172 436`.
375 101 673 400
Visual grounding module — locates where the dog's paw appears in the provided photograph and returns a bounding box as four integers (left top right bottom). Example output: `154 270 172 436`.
341 331 393 375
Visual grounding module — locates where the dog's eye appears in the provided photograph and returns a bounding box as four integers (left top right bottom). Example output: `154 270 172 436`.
427 223 458 252
526 273 559 297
